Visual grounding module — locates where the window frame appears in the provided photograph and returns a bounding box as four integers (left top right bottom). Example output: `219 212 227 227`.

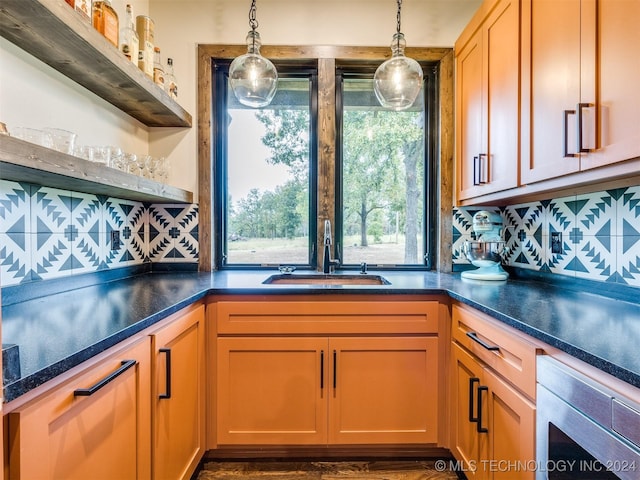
212 60 319 270
198 45 454 273
335 63 439 270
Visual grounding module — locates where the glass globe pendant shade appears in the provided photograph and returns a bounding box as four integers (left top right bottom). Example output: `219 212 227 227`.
229 30 278 108
373 33 423 111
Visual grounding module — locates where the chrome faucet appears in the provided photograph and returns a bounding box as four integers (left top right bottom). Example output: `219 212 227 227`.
322 220 340 273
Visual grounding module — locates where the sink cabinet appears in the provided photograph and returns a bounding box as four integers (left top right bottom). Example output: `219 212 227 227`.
214 298 442 446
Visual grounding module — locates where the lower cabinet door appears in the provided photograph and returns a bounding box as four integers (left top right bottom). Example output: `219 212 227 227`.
216 336 328 445
329 336 439 444
152 304 205 480
451 342 485 479
7 338 151 480
451 342 536 480
481 369 535 480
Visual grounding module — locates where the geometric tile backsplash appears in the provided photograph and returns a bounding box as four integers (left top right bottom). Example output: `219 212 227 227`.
3 179 638 289
0 179 198 286
453 185 640 288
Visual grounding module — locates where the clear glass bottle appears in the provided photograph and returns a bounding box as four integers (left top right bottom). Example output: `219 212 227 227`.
92 0 119 48
153 47 165 88
119 4 139 64
164 58 178 100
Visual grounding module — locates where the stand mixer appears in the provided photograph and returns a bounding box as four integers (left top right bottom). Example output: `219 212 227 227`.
461 211 509 281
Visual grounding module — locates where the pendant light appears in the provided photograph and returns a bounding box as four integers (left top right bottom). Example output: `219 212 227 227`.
229 0 278 108
373 0 423 111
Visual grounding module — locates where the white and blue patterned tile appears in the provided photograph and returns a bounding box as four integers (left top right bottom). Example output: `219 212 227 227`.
31 232 72 281
614 186 640 287
615 186 640 240
615 235 640 287
0 232 31 286
569 190 618 281
503 202 545 270
0 180 30 233
102 199 146 267
0 180 31 284
30 186 74 234
148 204 199 262
545 196 579 275
71 192 103 234
71 231 102 275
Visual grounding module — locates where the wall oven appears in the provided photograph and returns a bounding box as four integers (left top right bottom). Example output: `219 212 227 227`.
536 356 640 480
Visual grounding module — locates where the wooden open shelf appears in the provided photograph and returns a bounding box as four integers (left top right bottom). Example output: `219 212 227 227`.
0 0 192 128
0 135 193 204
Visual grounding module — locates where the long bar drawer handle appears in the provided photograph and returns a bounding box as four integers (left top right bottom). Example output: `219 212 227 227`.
74 359 137 397
466 332 500 351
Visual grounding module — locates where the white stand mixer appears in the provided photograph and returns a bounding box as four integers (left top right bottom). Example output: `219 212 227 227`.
461 211 509 281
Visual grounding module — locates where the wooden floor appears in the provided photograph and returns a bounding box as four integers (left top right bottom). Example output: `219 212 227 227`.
194 460 462 479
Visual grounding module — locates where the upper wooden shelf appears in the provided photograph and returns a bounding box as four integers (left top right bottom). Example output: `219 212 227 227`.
0 0 192 128
0 135 193 204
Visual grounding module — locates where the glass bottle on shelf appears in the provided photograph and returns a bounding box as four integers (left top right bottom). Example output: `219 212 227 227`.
119 4 139 64
164 58 178 100
92 0 119 48
153 47 165 88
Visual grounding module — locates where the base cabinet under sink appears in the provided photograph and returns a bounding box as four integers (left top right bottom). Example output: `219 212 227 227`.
214 298 442 447
216 335 439 445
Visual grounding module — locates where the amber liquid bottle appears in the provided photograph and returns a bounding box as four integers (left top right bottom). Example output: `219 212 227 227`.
92 0 119 48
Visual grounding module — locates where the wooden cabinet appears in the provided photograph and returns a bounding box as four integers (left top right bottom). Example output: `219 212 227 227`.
215 299 441 446
151 303 205 480
6 338 151 480
521 0 640 184
450 303 539 480
456 0 520 201
329 336 438 445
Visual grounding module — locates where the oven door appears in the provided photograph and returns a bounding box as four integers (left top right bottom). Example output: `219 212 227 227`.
536 357 640 480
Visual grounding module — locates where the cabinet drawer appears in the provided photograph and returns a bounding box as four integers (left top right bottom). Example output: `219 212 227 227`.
452 303 539 399
216 300 439 335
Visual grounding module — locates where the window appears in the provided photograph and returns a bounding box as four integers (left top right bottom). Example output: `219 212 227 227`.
212 57 437 270
214 63 317 267
337 67 437 269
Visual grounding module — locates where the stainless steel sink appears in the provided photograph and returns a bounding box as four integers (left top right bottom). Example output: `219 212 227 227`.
263 274 390 285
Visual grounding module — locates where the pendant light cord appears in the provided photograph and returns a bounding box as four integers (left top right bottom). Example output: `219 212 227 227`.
249 0 258 49
396 0 402 49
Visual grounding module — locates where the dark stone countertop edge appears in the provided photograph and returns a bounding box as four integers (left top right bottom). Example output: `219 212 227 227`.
2 290 209 402
2 270 639 402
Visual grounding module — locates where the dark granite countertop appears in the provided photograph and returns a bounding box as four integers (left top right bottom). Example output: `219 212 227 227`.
1 269 639 403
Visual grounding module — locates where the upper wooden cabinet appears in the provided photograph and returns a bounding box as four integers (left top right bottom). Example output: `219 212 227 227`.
0 0 192 128
520 0 640 184
456 0 520 201
456 0 640 204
